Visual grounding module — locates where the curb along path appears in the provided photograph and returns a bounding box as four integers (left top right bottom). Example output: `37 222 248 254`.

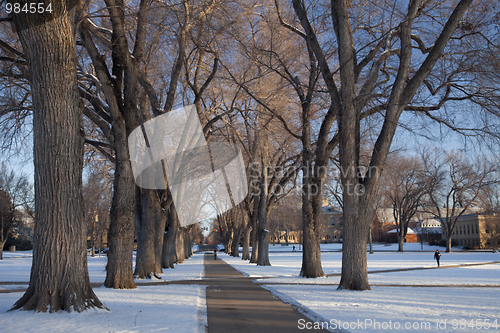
204 254 328 333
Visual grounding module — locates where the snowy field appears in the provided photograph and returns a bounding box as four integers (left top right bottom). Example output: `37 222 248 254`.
0 250 205 284
1 244 499 333
0 252 206 333
221 243 500 333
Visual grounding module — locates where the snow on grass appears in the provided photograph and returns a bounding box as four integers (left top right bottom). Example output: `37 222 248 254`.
262 285 500 333
221 245 500 332
0 251 205 284
0 285 207 333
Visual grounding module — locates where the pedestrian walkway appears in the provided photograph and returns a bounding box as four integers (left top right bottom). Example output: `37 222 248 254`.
204 254 328 333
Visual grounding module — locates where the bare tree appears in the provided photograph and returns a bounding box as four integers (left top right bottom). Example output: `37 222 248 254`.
0 162 32 259
9 1 105 311
289 0 488 290
383 155 426 252
423 150 496 252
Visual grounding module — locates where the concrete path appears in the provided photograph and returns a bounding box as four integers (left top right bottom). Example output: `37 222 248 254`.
204 254 328 333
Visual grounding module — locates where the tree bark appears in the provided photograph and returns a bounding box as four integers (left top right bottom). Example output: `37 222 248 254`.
185 227 192 258
134 189 159 279
11 1 105 311
104 120 137 288
162 205 178 269
300 179 324 277
176 226 185 264
257 169 270 266
231 227 242 257
154 200 167 273
242 225 251 260
249 217 259 263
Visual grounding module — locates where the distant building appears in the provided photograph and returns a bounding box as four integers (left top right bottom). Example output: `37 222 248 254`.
320 206 343 243
442 213 500 249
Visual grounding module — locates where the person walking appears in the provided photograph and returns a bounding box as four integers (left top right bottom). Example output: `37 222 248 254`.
434 250 441 267
214 248 217 260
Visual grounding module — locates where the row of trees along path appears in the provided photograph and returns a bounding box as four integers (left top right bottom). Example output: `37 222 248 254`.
1 0 499 314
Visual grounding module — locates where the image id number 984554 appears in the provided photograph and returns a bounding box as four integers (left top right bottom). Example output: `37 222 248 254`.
5 2 53 14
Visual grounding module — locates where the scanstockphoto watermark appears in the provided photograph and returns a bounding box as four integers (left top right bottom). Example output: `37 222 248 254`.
298 318 433 330
248 162 379 199
298 318 499 331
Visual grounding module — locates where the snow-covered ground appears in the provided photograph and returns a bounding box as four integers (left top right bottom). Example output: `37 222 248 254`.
0 252 206 333
0 250 205 284
1 244 499 333
0 285 207 333
220 244 500 333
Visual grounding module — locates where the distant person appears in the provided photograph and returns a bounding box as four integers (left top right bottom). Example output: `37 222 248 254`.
214 248 217 260
292 246 296 252
434 250 441 267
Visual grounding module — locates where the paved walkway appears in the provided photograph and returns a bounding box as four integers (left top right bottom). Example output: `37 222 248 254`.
204 254 327 332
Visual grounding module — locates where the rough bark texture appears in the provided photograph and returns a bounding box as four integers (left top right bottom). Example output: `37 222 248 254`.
162 205 178 269
231 227 242 257
176 226 185 264
134 189 159 279
104 119 137 289
11 2 105 311
299 180 324 277
242 225 251 260
184 227 192 258
155 204 167 272
249 213 259 263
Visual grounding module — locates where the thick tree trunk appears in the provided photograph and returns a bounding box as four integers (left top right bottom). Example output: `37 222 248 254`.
134 189 158 279
338 197 371 290
224 229 233 255
11 3 105 311
104 122 137 289
249 216 259 263
154 201 167 273
0 244 4 260
231 227 242 257
176 226 185 264
398 229 404 252
242 226 251 260
300 186 324 277
446 236 452 253
162 205 178 268
184 227 192 258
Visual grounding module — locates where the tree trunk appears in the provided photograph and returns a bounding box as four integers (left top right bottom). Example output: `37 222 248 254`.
184 226 192 259
249 219 259 263
338 197 371 290
242 226 251 260
104 120 137 289
0 244 4 260
176 226 185 264
231 227 242 257
398 229 404 252
154 201 167 274
257 173 270 266
162 205 178 268
11 3 105 311
134 189 158 279
446 236 452 253
300 184 324 277
368 226 374 254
